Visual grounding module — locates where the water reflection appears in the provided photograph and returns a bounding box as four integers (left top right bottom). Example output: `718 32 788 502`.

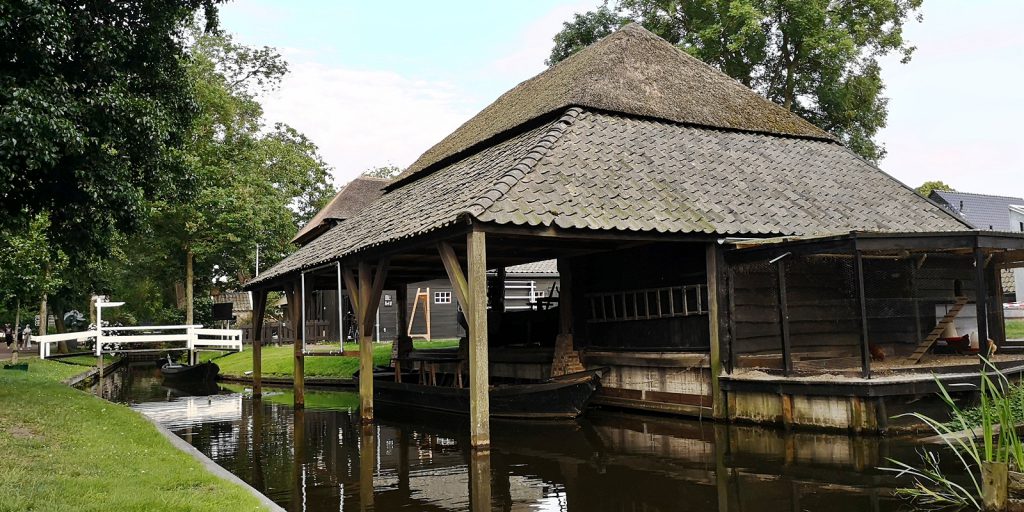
106 364 928 512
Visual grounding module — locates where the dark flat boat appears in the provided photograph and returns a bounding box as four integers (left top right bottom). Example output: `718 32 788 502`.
160 361 219 382
370 368 603 419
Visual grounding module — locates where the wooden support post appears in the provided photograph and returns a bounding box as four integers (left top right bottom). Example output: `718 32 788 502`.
358 262 374 421
353 259 389 423
291 282 305 407
853 246 872 379
467 229 490 449
395 286 409 337
252 289 268 398
550 258 584 376
976 246 990 366
991 263 1006 347
776 259 792 376
707 244 726 418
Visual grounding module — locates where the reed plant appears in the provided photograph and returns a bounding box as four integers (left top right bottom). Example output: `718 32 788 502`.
885 359 1024 509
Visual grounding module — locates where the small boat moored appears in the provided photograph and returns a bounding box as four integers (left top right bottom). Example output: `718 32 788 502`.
370 367 604 419
160 358 220 382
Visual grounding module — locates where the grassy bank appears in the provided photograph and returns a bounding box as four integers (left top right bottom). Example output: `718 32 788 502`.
1008 319 1024 340
207 340 459 379
0 358 268 511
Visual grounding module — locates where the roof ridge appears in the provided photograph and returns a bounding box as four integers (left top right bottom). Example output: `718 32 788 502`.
464 107 583 218
934 189 1024 202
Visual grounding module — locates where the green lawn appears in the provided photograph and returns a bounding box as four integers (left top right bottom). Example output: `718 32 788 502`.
206 340 459 379
1008 319 1024 340
0 358 268 512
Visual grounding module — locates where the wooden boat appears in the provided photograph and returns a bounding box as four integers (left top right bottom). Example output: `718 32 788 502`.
369 368 604 419
160 361 219 382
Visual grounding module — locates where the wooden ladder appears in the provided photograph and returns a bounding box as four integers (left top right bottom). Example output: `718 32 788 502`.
907 296 969 364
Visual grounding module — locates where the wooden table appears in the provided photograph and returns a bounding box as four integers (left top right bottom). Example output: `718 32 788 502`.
395 353 465 387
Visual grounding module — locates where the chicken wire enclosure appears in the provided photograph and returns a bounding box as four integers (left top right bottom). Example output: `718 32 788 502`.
861 252 980 362
729 253 863 374
725 231 1024 378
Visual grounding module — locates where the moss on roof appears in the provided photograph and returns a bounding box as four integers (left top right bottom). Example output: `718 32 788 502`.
390 23 833 188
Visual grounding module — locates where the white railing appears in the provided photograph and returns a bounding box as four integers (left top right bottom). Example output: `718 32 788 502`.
191 328 244 352
36 331 96 359
35 324 242 359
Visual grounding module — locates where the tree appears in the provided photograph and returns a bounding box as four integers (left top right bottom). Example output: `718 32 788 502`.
548 0 923 162
0 0 222 261
0 215 68 335
363 165 403 179
143 29 334 324
916 181 955 197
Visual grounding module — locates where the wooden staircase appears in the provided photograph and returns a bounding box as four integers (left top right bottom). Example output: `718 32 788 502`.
907 296 969 364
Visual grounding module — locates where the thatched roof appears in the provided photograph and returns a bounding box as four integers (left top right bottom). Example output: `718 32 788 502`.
389 23 833 188
292 176 388 246
246 25 970 289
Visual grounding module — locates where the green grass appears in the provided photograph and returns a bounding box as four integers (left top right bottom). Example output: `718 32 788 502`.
1007 319 1024 340
0 358 268 511
219 382 359 411
206 340 459 379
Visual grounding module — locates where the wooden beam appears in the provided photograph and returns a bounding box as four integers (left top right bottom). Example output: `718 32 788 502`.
466 228 490 449
251 288 268 398
706 244 725 419
975 247 990 366
362 258 390 330
438 241 471 314
776 259 792 376
853 247 872 379
342 267 360 317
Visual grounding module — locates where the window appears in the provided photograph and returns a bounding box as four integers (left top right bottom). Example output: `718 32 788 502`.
532 290 546 301
434 291 452 304
1020 221 1023 232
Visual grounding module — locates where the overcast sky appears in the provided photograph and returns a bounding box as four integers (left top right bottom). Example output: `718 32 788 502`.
220 0 1023 199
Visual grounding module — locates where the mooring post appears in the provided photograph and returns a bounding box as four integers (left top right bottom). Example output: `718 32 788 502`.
467 228 490 449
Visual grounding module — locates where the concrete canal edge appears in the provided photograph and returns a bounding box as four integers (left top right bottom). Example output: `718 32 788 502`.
140 413 286 512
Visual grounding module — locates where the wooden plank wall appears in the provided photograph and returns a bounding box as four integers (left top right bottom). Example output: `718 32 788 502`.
571 243 710 351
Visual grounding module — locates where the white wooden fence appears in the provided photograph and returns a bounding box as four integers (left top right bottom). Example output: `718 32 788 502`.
35 325 243 359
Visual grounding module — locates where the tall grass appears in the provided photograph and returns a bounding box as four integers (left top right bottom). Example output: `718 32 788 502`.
885 359 1024 509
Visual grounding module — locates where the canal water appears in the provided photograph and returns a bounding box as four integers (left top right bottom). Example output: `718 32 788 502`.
96 362 948 511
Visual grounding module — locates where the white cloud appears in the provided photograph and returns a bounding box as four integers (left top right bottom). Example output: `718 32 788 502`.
878 1 1024 198
257 56 477 186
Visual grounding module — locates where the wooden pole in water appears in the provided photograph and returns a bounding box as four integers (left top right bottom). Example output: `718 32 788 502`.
351 259 389 422
291 281 305 408
359 424 375 511
706 244 726 419
252 289 268 398
469 449 492 512
467 228 490 449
